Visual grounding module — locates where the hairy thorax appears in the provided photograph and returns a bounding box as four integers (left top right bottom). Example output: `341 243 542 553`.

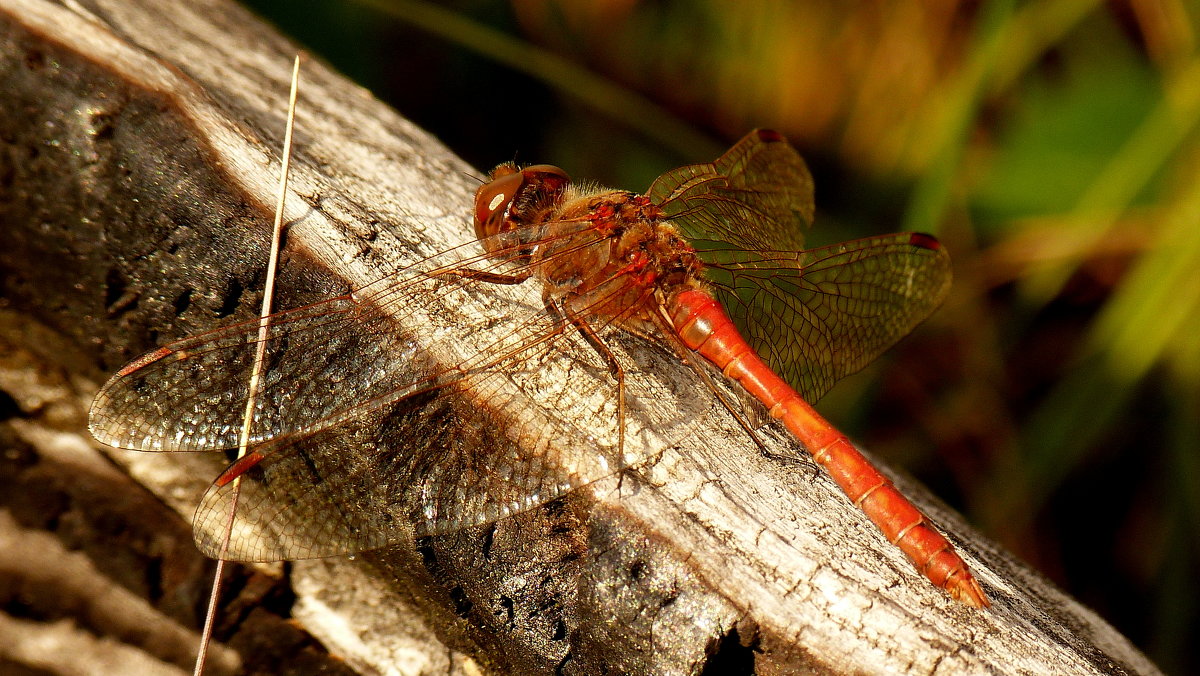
534 187 705 332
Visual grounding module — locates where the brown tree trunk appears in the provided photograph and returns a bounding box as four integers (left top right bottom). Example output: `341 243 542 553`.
0 0 1163 674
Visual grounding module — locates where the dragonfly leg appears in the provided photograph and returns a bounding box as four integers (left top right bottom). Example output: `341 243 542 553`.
431 268 532 285
546 295 628 460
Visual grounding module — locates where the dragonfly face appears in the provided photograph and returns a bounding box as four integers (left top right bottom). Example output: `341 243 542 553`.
473 162 570 252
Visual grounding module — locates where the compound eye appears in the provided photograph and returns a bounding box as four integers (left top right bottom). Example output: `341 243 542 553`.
519 165 570 203
521 164 569 184
473 170 525 240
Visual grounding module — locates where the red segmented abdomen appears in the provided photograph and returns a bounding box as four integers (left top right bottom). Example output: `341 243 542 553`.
668 288 989 608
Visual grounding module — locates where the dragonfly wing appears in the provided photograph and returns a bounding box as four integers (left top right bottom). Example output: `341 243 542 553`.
191 317 711 560
193 391 541 560
88 226 581 454
701 233 952 403
647 129 814 253
89 274 495 453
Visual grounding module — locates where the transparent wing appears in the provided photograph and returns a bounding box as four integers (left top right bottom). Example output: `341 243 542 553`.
649 129 949 401
646 129 814 253
89 228 581 453
701 233 952 403
189 306 710 561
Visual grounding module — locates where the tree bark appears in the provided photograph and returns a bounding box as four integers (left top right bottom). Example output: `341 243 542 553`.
0 0 1163 674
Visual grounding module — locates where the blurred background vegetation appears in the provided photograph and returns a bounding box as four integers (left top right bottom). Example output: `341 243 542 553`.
241 0 1197 672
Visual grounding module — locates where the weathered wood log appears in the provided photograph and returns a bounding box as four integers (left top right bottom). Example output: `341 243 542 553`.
0 0 1163 673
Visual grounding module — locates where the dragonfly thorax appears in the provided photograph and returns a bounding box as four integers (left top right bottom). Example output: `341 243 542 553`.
535 188 705 330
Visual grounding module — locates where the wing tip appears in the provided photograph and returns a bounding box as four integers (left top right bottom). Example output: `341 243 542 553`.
215 450 268 487
753 128 786 144
908 232 942 251
115 347 173 376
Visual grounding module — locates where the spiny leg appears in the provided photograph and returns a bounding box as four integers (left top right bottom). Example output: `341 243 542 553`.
432 268 532 285
546 295 628 461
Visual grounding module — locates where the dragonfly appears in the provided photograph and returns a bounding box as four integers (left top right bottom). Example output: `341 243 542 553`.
89 129 988 608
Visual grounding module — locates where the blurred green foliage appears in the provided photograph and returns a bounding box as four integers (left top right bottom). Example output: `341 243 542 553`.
242 0 1198 671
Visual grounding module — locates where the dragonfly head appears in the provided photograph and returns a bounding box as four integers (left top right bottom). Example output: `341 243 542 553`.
474 163 571 247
